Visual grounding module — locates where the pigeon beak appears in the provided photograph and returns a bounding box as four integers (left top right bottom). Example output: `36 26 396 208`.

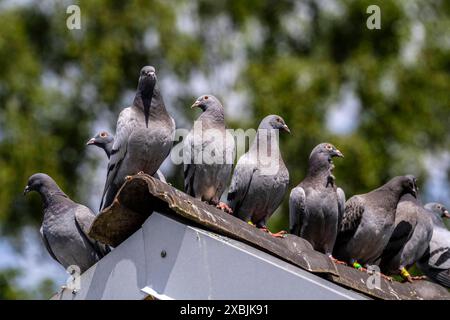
23 185 30 195
334 149 344 158
144 70 155 78
443 210 450 219
281 124 291 134
191 101 200 109
86 138 96 146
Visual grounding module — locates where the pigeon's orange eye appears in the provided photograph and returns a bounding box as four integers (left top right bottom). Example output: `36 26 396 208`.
326 144 332 149
100 132 107 138
276 118 281 122
204 96 209 100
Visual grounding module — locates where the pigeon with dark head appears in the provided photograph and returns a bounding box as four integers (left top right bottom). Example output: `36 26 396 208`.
24 173 109 273
227 115 290 237
333 175 418 272
86 131 114 158
417 203 450 288
100 66 175 210
379 186 433 282
87 130 166 182
289 143 345 263
183 95 235 212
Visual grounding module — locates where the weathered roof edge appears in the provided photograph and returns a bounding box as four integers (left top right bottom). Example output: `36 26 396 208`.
88 173 450 300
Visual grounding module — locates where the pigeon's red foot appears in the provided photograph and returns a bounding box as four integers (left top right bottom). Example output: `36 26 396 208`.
258 227 287 238
381 273 393 282
216 202 233 214
402 275 427 283
400 267 416 283
329 256 347 265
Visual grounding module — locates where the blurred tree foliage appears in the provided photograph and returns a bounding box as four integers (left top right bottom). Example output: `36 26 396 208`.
0 0 449 297
0 267 55 299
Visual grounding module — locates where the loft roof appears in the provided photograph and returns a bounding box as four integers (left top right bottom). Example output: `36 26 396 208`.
88 174 450 300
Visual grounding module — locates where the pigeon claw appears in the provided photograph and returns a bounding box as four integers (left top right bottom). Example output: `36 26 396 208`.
402 275 427 283
258 226 287 238
329 256 347 265
381 273 393 282
216 202 233 214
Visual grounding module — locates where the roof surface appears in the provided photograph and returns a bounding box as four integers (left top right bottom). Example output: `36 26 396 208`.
88 173 450 300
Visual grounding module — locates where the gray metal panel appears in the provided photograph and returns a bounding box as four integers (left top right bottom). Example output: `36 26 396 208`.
53 212 366 300
53 229 148 300
141 213 366 300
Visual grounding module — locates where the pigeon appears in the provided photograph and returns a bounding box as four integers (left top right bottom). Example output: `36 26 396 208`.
379 192 433 282
87 130 166 182
333 175 418 271
86 131 114 158
100 66 175 210
24 173 109 273
289 143 345 262
417 202 450 288
227 115 290 237
183 95 235 212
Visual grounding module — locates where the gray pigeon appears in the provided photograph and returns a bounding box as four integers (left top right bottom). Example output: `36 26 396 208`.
227 115 290 237
417 203 450 288
100 66 175 210
24 173 109 273
289 143 345 261
379 192 433 282
333 175 418 269
87 130 166 182
86 131 114 158
183 95 235 212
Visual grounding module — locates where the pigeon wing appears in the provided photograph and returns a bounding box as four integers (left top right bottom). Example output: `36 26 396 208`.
40 226 60 263
289 186 306 235
100 107 136 210
75 205 110 257
340 195 365 233
227 156 257 215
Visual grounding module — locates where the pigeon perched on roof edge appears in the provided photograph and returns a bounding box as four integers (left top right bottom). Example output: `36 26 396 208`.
99 66 175 210
379 193 433 282
289 142 345 263
333 175 418 271
24 173 109 273
183 95 235 213
417 203 450 288
227 114 290 238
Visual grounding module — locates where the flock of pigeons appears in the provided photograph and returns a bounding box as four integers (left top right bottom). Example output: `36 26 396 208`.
23 66 450 291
